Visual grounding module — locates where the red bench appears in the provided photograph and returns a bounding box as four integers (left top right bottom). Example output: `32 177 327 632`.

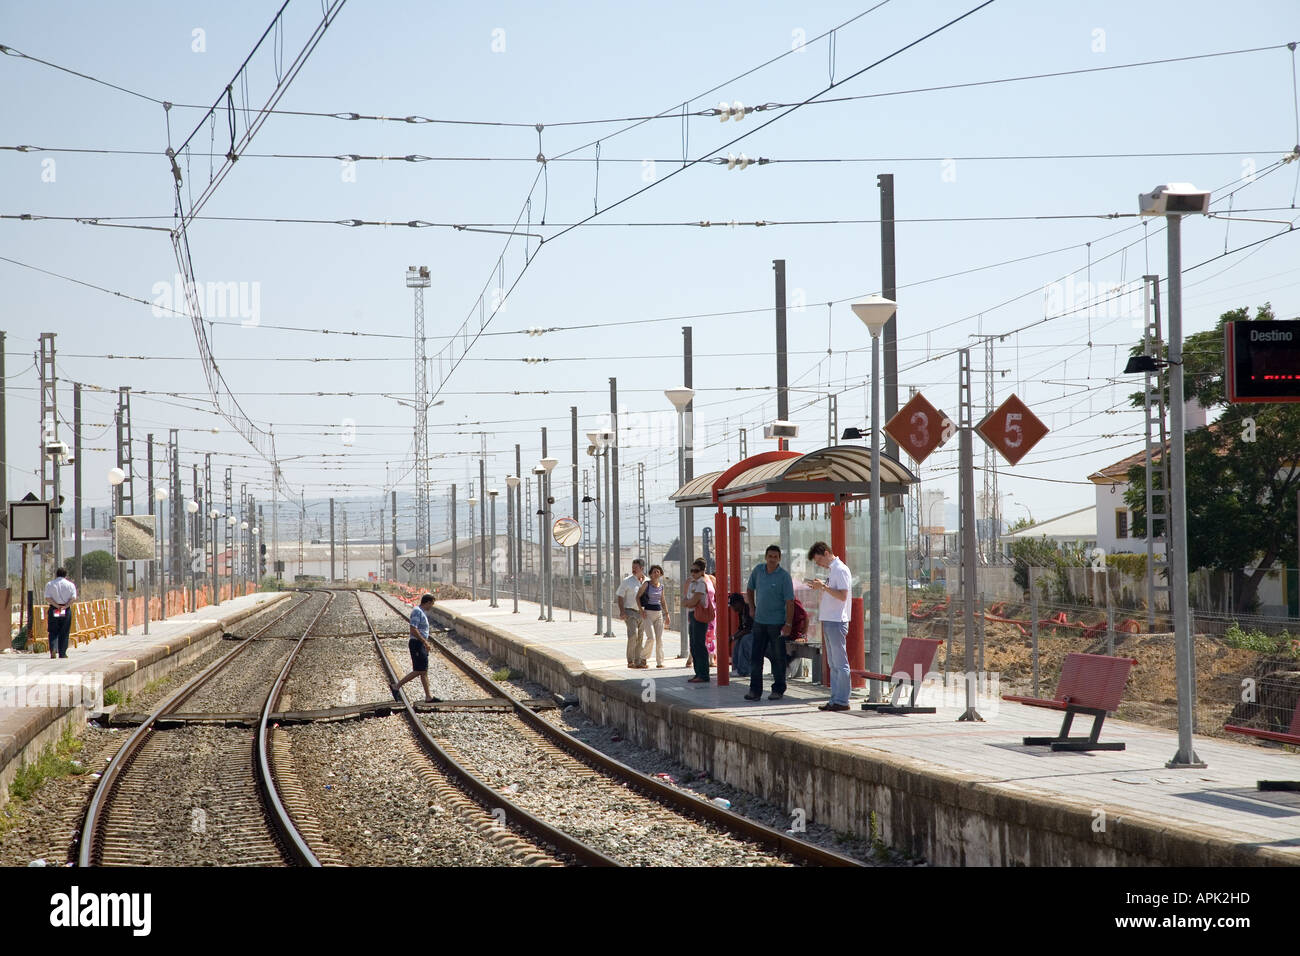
1225 695 1300 792
851 637 944 714
1003 653 1137 752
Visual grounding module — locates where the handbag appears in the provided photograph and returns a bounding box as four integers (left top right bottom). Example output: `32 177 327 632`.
692 588 715 623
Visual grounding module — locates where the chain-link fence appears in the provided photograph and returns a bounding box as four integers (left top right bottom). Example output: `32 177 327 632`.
908 569 1299 742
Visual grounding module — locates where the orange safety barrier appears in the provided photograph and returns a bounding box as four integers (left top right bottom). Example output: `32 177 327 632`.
30 598 117 649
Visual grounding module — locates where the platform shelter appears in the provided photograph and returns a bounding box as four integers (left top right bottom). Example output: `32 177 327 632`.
670 444 917 686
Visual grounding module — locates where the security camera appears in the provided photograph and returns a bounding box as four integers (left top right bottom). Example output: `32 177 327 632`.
44 440 69 460
1139 183 1210 216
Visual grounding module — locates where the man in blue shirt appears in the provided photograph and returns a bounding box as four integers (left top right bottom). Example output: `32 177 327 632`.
744 545 795 701
394 593 441 703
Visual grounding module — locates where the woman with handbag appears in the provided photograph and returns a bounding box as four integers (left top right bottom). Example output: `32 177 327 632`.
682 558 714 683
636 564 670 668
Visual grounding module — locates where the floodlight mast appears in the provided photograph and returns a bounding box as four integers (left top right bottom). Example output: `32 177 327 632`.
407 266 433 577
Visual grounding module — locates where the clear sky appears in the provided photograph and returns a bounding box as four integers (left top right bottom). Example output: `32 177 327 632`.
3 0 1299 547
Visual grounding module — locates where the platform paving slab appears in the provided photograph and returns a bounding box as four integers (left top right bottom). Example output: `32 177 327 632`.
0 591 291 808
428 597 1300 866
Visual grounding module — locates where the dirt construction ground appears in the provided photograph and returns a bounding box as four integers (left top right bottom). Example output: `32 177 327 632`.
914 599 1297 740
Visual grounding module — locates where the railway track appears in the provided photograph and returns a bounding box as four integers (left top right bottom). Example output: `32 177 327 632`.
361 590 865 867
76 591 331 867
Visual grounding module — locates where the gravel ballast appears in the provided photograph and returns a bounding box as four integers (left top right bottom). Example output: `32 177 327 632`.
279 636 391 711
284 715 536 866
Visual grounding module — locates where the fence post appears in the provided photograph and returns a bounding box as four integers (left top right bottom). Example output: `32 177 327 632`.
945 595 954 682
1106 571 1115 655
977 591 986 694
1029 567 1040 698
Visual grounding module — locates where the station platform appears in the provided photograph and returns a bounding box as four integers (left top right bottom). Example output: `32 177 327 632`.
0 591 290 807
429 596 1300 866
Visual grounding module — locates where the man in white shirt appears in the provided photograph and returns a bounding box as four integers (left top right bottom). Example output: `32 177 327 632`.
44 567 78 659
805 542 852 711
615 559 647 668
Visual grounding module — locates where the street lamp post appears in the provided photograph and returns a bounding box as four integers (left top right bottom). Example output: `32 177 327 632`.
665 388 693 656
540 457 559 622
209 509 221 607
467 496 478 600
1139 182 1211 769
852 296 897 702
532 467 546 618
585 435 604 636
227 516 237 599
488 489 499 608
505 476 520 612
186 499 199 611
154 486 169 623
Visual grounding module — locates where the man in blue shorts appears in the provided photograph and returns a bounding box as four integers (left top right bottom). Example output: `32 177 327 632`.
395 593 441 703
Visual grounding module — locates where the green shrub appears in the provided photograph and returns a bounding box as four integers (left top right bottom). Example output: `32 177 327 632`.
8 725 86 802
1223 621 1299 657
103 688 123 706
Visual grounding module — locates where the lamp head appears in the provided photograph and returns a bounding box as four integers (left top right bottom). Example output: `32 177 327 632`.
665 386 695 410
851 296 897 336
107 467 126 486
540 457 559 473
186 499 199 514
1139 182 1211 217
505 475 520 489
155 487 169 501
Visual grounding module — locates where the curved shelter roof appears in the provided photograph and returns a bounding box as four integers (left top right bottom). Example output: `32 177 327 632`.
669 444 917 509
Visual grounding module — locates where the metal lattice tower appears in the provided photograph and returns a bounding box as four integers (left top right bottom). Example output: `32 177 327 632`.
637 461 648 563
1142 274 1172 629
406 266 432 566
524 477 533 571
38 333 57 502
224 467 232 583
982 336 999 562
958 350 973 597
117 387 134 515
297 498 305 579
341 506 349 581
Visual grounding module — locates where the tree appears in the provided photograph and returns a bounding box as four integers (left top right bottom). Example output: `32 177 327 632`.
1124 304 1300 613
67 549 116 581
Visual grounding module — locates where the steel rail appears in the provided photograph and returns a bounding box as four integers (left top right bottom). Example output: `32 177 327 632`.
76 591 316 867
256 590 336 866
355 590 618 866
375 591 865 867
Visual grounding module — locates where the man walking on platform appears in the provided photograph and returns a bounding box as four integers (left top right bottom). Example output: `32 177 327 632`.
744 545 794 701
806 542 852 712
395 593 441 703
44 567 77 659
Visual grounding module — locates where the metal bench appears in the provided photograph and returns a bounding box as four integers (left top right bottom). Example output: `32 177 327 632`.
850 637 944 714
786 638 822 683
1003 652 1137 752
1226 695 1300 791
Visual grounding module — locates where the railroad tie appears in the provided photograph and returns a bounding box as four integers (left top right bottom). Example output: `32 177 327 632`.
270 728 345 866
400 736 562 867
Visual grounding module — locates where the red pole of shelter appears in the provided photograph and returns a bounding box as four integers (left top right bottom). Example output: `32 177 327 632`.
726 512 742 688
714 508 728 686
849 596 866 689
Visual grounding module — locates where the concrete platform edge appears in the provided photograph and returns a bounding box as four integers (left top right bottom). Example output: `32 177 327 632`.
434 604 1297 867
0 593 291 811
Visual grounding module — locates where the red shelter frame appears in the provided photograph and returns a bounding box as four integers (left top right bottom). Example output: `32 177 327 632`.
672 445 917 686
